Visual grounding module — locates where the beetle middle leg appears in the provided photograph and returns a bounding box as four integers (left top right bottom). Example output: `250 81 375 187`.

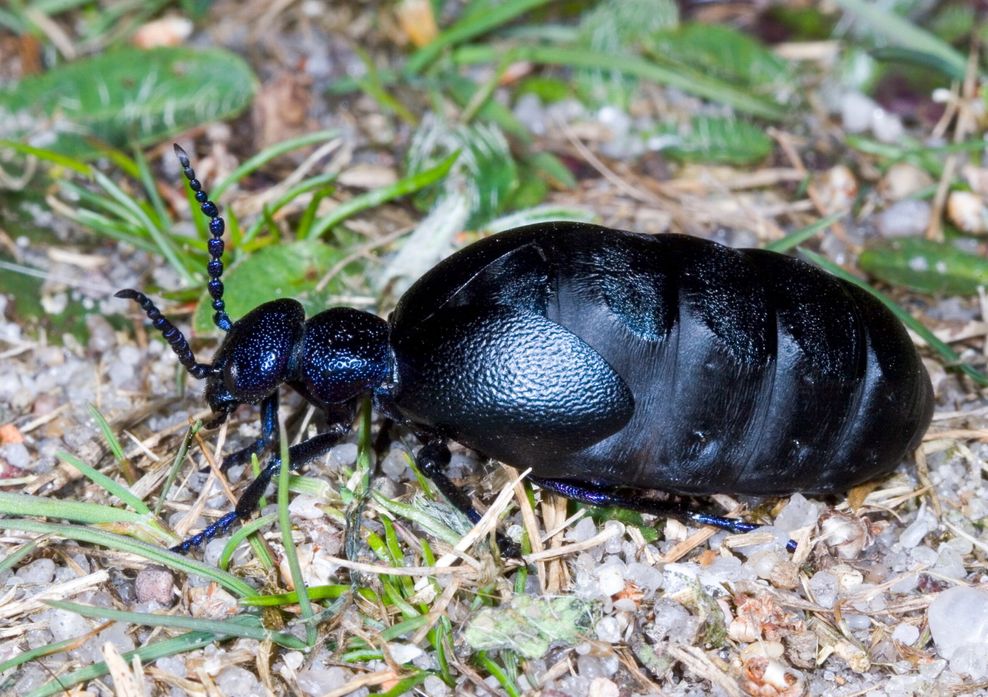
415 439 483 524
414 438 520 556
529 477 797 552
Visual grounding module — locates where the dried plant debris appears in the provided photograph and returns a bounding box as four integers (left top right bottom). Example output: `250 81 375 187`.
3 1 988 696
463 596 594 658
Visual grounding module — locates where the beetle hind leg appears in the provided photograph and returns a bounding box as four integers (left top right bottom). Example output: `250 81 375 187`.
529 477 797 552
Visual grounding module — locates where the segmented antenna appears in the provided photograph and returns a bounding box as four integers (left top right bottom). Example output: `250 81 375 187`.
114 289 212 379
173 143 232 332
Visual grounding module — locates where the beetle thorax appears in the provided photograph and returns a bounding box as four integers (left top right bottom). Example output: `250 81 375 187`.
290 307 392 407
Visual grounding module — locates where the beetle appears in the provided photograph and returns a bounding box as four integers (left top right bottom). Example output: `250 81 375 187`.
117 145 934 554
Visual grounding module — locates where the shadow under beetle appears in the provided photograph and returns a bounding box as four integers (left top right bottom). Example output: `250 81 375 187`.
117 144 934 555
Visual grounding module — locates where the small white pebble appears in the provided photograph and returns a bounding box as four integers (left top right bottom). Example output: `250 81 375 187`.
388 642 423 664
588 677 619 697
947 191 988 234
216 666 262 697
596 564 626 597
595 616 623 643
297 666 351 697
327 443 359 469
774 494 821 532
871 108 904 143
47 607 91 641
282 651 304 670
892 622 920 645
625 562 662 593
950 643 988 680
808 571 838 609
0 443 30 470
380 449 410 480
875 200 931 239
289 494 325 520
929 586 988 669
880 163 934 201
155 655 187 678
841 92 877 133
422 675 450 696
899 507 937 549
17 558 55 584
567 516 597 543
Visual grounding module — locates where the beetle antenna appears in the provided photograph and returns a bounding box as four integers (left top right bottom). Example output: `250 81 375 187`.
173 143 232 332
115 289 213 379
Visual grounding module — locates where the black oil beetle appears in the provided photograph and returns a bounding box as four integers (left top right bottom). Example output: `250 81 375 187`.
118 145 934 554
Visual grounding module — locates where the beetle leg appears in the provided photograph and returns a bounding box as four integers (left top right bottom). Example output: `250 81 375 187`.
415 440 483 523
529 477 797 552
171 420 352 554
219 394 280 473
415 440 520 557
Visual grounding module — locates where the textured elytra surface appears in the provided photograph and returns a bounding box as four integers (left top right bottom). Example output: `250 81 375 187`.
390 223 933 494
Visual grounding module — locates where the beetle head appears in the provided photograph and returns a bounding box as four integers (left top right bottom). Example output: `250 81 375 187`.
201 298 307 426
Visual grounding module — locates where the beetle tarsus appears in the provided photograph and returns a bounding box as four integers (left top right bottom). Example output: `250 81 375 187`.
170 511 240 553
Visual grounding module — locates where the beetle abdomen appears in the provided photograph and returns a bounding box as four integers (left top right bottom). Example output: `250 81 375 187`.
390 223 933 496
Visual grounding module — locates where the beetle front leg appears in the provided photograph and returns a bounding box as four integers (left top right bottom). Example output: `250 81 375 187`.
220 393 280 472
172 418 353 554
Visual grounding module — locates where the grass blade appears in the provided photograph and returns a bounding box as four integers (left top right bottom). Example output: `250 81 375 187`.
91 169 196 283
0 140 93 174
277 422 317 647
24 630 217 697
833 0 969 80
306 150 460 239
211 129 339 198
405 0 554 75
0 491 168 546
218 513 278 570
86 404 138 485
0 519 257 597
763 213 841 253
44 599 307 649
155 420 201 516
454 44 787 120
56 450 148 514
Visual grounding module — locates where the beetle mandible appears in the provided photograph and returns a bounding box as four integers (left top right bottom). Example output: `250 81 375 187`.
117 145 934 554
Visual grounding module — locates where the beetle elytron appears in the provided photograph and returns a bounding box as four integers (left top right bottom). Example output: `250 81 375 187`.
117 145 934 554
